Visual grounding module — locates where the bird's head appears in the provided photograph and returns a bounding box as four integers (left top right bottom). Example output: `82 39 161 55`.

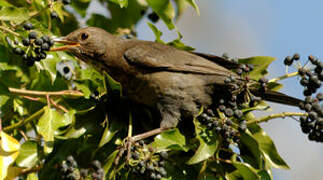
51 27 118 62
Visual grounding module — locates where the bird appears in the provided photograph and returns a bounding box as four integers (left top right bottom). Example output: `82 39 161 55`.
51 27 303 141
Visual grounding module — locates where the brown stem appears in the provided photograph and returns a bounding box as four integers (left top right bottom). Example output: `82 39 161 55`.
8 87 84 97
50 98 68 113
0 26 20 37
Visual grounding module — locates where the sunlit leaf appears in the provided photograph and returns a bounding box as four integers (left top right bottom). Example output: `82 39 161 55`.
109 0 128 8
187 118 219 165
185 0 200 15
0 131 20 179
150 128 188 151
239 56 276 80
0 7 29 23
15 141 38 168
248 123 289 169
37 107 73 153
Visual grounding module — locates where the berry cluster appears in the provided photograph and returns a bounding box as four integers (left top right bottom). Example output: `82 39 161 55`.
298 56 322 96
128 141 167 179
299 94 323 142
198 108 242 144
59 155 104 180
60 155 80 180
12 22 54 66
285 54 323 142
51 0 71 19
284 53 300 66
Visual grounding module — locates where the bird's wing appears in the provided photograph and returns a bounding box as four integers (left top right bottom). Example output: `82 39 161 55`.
192 52 240 69
124 42 234 76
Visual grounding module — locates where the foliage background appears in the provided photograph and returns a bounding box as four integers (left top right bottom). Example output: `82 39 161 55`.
0 0 321 179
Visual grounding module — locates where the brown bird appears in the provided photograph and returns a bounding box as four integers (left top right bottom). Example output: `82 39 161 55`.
51 27 302 140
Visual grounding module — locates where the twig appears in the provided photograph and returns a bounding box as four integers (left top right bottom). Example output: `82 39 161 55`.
19 130 28 141
46 94 51 108
126 112 133 161
20 165 42 175
22 96 41 101
247 112 307 125
269 71 299 83
3 108 45 132
8 87 84 97
50 98 68 113
0 26 21 37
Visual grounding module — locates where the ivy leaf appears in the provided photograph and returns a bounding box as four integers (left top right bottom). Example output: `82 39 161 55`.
52 1 65 22
0 131 20 179
147 0 175 30
26 173 38 180
15 141 38 168
109 0 128 8
147 22 164 44
37 107 73 153
0 7 30 23
150 128 188 151
239 131 262 169
239 56 276 80
103 150 119 174
248 123 289 169
187 118 219 165
185 0 200 15
99 117 118 148
231 159 261 180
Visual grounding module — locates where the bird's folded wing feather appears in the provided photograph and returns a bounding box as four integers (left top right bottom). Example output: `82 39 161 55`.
123 43 234 76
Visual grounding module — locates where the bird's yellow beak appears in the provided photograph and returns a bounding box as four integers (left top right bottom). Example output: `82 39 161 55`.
50 37 80 51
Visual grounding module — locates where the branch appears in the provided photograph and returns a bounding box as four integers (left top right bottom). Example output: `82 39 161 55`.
269 71 299 83
0 26 21 37
3 107 45 132
247 112 307 124
8 87 84 97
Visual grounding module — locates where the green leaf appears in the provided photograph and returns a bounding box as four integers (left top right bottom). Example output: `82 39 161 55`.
185 0 200 15
37 107 73 153
26 173 38 180
239 56 276 80
15 141 38 168
187 118 219 164
257 169 273 180
109 0 128 8
74 81 92 98
0 1 12 7
147 0 175 30
103 150 119 173
231 160 261 180
239 131 262 169
168 39 195 51
147 22 164 44
52 1 65 21
0 7 30 23
13 98 28 116
248 124 289 169
150 128 188 151
99 117 118 148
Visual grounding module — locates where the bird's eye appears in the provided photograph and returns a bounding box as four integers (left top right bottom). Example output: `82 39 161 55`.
81 33 89 40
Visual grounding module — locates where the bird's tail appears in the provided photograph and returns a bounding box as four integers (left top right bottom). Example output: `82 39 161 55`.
253 90 303 107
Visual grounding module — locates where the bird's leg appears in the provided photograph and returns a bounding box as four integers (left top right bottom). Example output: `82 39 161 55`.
114 127 170 165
